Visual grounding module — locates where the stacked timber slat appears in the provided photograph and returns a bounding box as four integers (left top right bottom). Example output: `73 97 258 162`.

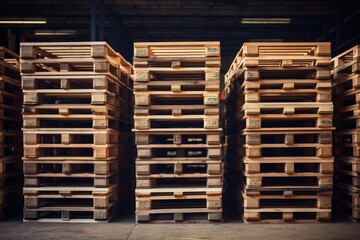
133 42 223 223
332 45 360 221
20 42 134 222
225 42 334 223
0 47 23 220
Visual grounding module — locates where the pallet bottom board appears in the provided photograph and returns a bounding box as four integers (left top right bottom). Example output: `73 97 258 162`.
243 209 331 223
23 203 117 223
243 219 331 224
136 211 222 223
23 218 111 223
241 195 332 209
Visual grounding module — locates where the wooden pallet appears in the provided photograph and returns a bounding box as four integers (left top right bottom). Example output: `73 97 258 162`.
240 89 332 104
23 159 118 175
23 203 117 223
331 45 360 74
333 81 360 100
242 130 332 145
0 74 21 92
134 57 220 68
134 42 220 58
241 115 333 130
23 114 123 130
333 117 359 132
226 42 331 83
335 158 360 173
245 134 332 155
24 172 118 188
0 46 22 220
22 124 131 136
230 55 330 81
134 115 220 130
334 170 360 187
24 133 131 161
135 131 221 145
136 210 222 223
22 154 119 161
240 102 333 116
22 89 120 106
240 78 331 91
23 186 118 209
334 184 360 221
333 94 360 117
23 184 117 195
136 146 222 159
23 143 120 159
335 185 360 209
23 103 122 116
0 49 20 79
243 173 333 188
335 202 360 221
20 59 124 79
241 186 333 197
332 73 360 92
241 193 332 209
241 144 332 158
134 79 220 92
137 174 222 189
243 208 331 223
22 74 131 91
333 105 360 124
136 188 222 223
237 81 332 103
334 143 360 157
136 188 221 207
20 42 132 75
334 129 360 145
23 129 125 145
242 157 334 174
229 67 330 86
136 160 222 176
0 46 19 61
134 105 219 118
22 102 132 122
134 68 220 82
135 92 219 106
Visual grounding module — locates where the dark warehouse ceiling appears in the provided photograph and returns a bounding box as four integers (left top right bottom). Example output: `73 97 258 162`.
0 0 359 69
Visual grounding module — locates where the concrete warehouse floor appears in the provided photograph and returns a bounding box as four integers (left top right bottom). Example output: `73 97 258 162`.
1 216 359 240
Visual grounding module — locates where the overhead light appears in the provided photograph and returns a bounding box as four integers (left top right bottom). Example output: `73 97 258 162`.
241 18 290 24
0 18 47 24
248 39 283 42
35 30 76 36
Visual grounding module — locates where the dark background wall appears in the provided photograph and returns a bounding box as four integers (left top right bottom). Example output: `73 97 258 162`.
0 0 359 70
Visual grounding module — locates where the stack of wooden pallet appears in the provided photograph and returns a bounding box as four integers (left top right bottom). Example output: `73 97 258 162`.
0 47 22 220
133 42 223 223
20 42 134 222
225 42 334 223
332 45 360 221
